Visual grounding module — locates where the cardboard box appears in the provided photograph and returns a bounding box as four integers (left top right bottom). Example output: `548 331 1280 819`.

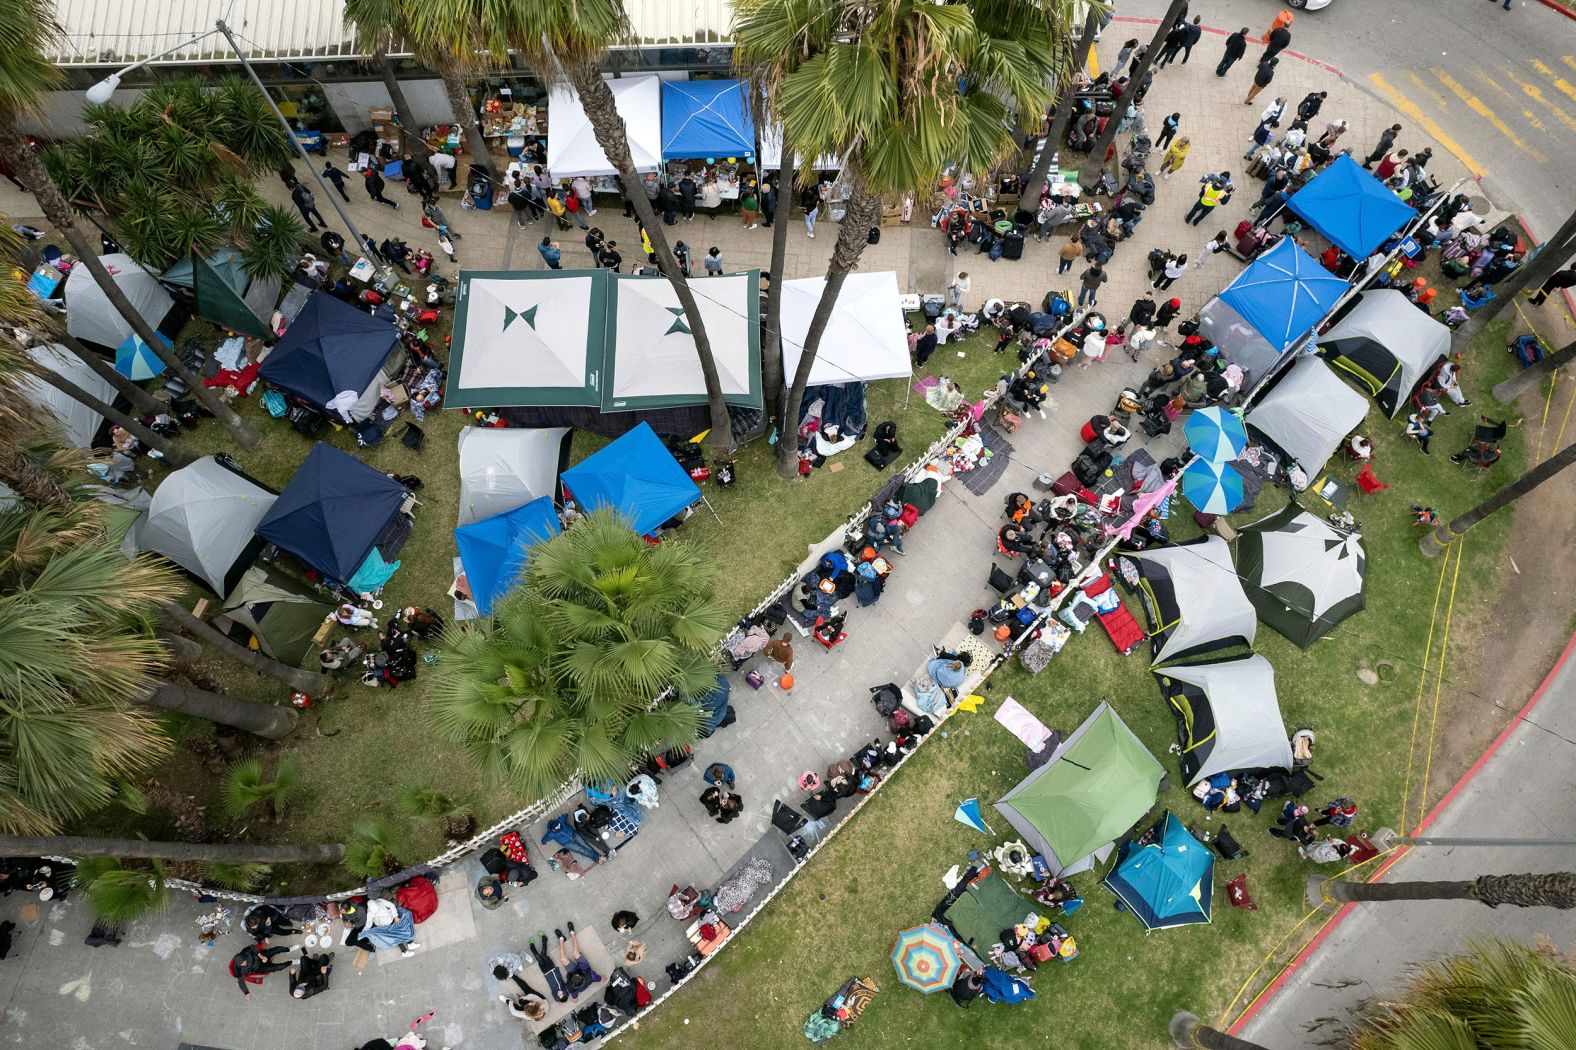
386 383 409 406
369 106 394 122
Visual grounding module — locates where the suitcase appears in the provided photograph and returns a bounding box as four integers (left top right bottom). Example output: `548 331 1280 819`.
1001 230 1025 261
1049 338 1079 365
1050 471 1082 496
921 293 946 320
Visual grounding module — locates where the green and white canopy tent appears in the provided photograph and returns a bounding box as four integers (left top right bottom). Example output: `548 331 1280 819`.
444 269 761 413
1235 502 1367 649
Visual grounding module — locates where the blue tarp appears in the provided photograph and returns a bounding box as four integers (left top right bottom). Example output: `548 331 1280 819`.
256 443 407 584
560 422 701 536
660 79 756 160
1217 238 1348 352
258 292 399 407
1287 154 1415 260
453 496 560 616
695 675 732 734
1103 813 1214 931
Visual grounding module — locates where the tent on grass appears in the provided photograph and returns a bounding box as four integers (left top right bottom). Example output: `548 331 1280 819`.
163 247 281 340
141 455 276 594
63 253 177 351
936 869 1031 955
1104 812 1214 931
445 270 606 409
606 272 760 411
1319 289 1451 417
560 422 702 536
1236 503 1366 648
214 566 335 668
660 79 755 160
1153 654 1292 785
20 344 117 447
453 496 560 616
256 443 410 586
993 702 1164 876
1245 354 1370 473
259 292 404 422
1200 239 1348 377
779 272 912 387
547 75 662 177
94 485 151 558
456 426 571 526
1287 155 1415 260
1128 537 1257 664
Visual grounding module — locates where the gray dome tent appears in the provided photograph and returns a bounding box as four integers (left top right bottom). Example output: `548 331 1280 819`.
1235 503 1366 649
141 456 276 594
1129 537 1257 665
1319 290 1450 417
1153 654 1293 786
1245 355 1370 474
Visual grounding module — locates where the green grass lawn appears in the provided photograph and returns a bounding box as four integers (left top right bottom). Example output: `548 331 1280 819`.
618 321 1528 1050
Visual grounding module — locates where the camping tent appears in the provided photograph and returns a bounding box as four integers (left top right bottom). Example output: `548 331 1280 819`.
453 496 560 616
993 702 1165 876
547 75 662 177
141 456 276 594
1129 537 1257 664
606 273 760 410
94 484 151 558
163 248 281 340
1153 654 1293 785
1236 503 1366 648
1103 813 1214 931
1287 155 1415 260
457 426 571 526
214 566 335 668
661 79 755 160
445 270 606 409
259 292 403 421
1201 239 1349 378
20 344 117 447
1245 354 1370 473
560 422 701 536
937 870 1032 954
64 253 177 351
779 272 912 386
256 443 409 585
1319 290 1451 417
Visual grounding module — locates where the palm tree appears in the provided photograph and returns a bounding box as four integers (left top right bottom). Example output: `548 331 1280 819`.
1312 871 1576 908
395 776 476 841
1493 337 1576 403
1025 10 1100 205
744 0 1073 475
1450 208 1576 354
136 682 298 740
342 1 432 165
344 815 410 878
73 856 171 926
429 510 728 799
0 4 260 449
1170 1013 1274 1050
1419 438 1576 556
0 833 343 864
203 861 272 892
221 757 304 821
1079 0 1188 188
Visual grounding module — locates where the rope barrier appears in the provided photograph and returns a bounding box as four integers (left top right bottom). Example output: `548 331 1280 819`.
1415 534 1465 835
1398 544 1454 833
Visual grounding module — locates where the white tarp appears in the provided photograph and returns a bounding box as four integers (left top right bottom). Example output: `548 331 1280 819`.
779 272 912 387
1159 655 1293 785
141 456 275 593
606 272 758 409
1133 537 1258 665
456 426 569 526
547 74 662 178
63 253 174 349
21 344 116 447
1246 355 1370 472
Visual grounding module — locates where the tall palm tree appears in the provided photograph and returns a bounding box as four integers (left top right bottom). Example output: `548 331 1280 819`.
1419 438 1576 556
1450 208 1576 355
1312 872 1576 909
1493 337 1576 403
0 832 343 864
1170 1014 1274 1050
745 0 1074 475
1078 0 1187 188
0 0 260 449
1025 10 1101 205
340 2 432 164
429 510 728 799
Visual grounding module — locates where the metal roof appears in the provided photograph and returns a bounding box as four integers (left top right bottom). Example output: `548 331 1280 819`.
48 0 736 67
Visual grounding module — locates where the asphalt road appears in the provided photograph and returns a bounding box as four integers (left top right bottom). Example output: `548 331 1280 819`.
1120 0 1576 238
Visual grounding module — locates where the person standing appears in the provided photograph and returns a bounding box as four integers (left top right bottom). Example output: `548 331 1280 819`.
291 184 326 231
571 175 596 217
1159 136 1190 179
1077 261 1108 307
1264 22 1292 62
1156 112 1181 151
1113 38 1140 79
1363 124 1402 169
740 183 759 229
703 246 724 276
699 175 722 221
428 149 456 190
538 237 561 270
1198 231 1229 270
1178 16 1203 63
318 230 351 267
1154 253 1188 290
760 176 777 228
562 187 589 229
948 271 971 312
1185 175 1232 226
507 176 533 229
321 161 351 202
678 173 697 221
1156 20 1187 68
1058 236 1080 275
1374 149 1409 181
1297 91 1327 122
1217 27 1249 77
1245 55 1278 106
1262 9 1294 43
1244 117 1278 161
703 763 737 790
1529 263 1576 305
363 167 398 209
802 184 821 238
673 240 693 278
597 239 622 273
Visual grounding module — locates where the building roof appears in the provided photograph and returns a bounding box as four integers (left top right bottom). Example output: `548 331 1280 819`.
48 0 736 66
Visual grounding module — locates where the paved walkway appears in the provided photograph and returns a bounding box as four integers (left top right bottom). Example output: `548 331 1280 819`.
0 24 1493 1050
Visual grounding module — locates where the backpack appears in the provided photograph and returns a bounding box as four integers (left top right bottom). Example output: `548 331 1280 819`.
867 226 881 245
480 847 508 876
888 708 912 732
870 682 904 718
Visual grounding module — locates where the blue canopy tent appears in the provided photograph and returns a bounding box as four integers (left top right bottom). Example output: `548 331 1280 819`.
1103 812 1214 932
256 443 410 586
1287 155 1415 260
559 422 710 535
453 496 560 615
1199 238 1349 379
259 292 403 421
660 79 756 160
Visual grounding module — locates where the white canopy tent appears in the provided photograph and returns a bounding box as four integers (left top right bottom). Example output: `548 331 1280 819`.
63 253 174 349
445 270 605 408
779 272 912 387
1246 355 1370 473
456 426 569 526
21 344 117 447
757 119 842 172
605 272 760 410
547 74 663 178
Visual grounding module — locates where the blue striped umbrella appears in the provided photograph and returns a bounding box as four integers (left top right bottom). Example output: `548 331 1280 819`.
891 922 966 994
1183 406 1248 464
115 333 171 380
1181 459 1247 515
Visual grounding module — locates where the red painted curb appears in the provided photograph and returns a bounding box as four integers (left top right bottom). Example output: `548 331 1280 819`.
1111 16 1343 76
1228 625 1576 1034
1532 0 1576 22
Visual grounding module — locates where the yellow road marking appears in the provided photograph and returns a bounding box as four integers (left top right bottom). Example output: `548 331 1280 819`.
1406 71 1452 111
1531 59 1576 105
1431 68 1547 162
1564 55 1576 76
1367 73 1486 176
1469 70 1548 132
1502 66 1576 135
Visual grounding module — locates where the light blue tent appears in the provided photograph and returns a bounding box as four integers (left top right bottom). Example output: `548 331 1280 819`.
660 79 755 160
453 496 560 615
1287 155 1415 260
560 422 701 536
1103 813 1214 931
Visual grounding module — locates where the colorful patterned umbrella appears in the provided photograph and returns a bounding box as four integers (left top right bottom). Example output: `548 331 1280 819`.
891 922 970 994
1184 406 1248 464
1181 459 1247 515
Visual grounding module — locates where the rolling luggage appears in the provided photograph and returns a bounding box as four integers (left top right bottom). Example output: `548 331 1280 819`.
922 293 946 320
1001 230 1025 260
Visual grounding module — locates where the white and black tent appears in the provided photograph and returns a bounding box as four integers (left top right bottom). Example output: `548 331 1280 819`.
1245 355 1370 474
1319 290 1450 417
20 344 117 448
1153 654 1293 785
1129 537 1257 665
456 426 570 526
1236 503 1366 649
63 253 176 350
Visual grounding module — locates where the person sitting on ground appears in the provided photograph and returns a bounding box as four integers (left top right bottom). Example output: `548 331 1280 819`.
319 638 365 672
232 942 293 997
334 604 378 630
1348 434 1373 460
243 904 299 940
289 951 334 1000
927 655 969 705
1411 505 1441 528
1302 837 1355 864
1004 492 1033 524
550 925 602 1002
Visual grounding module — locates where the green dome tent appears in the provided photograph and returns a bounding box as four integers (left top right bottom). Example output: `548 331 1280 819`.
214 566 335 668
1235 502 1366 649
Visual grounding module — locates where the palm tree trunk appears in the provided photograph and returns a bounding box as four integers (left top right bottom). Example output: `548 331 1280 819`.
439 69 492 177
1450 210 1576 354
1080 0 1187 189
777 178 883 477
1170 1012 1274 1050
374 46 431 166
1492 338 1576 403
34 370 197 467
568 61 733 459
49 328 163 415
1420 437 1576 556
763 147 797 424
1027 11 1100 205
0 122 262 451
138 682 298 740
1315 872 1576 908
0 832 342 864
0 448 74 509
160 601 332 695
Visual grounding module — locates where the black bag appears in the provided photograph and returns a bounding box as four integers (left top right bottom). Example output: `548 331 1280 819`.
969 223 991 246
1211 825 1248 861
922 293 946 319
1072 448 1111 487
989 564 1017 593
480 847 508 876
771 800 808 835
1001 230 1025 261
865 444 902 470
1141 413 1171 438
1013 207 1036 227
870 682 904 718
867 226 881 245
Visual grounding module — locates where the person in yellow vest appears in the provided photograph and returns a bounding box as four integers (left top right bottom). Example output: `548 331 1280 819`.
1185 172 1233 226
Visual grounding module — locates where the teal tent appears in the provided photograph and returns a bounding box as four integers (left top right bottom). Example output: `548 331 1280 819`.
164 248 280 340
1103 813 1214 931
